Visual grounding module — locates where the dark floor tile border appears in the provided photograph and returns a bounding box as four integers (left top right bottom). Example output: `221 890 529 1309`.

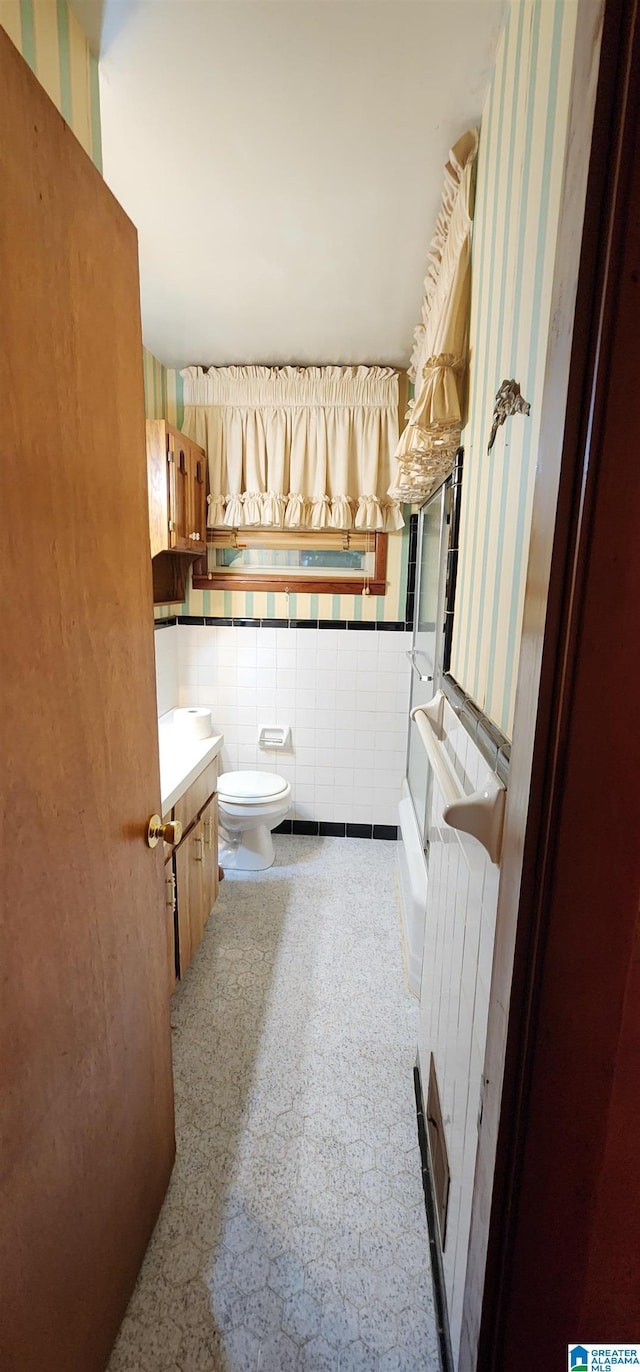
170 615 408 633
442 672 511 784
372 824 399 841
414 1062 453 1372
273 821 398 841
319 821 346 837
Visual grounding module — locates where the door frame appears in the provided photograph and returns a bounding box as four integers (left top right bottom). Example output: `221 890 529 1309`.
460 0 640 1363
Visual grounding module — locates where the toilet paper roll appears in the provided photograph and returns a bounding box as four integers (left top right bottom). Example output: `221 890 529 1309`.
173 707 213 741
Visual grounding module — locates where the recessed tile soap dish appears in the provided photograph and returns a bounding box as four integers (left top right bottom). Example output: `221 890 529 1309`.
259 725 291 749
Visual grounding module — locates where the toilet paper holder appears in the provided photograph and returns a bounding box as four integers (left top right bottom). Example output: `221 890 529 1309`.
258 726 291 749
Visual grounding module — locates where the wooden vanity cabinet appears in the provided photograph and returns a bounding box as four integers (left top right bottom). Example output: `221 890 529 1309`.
164 759 219 986
174 796 219 978
146 420 207 603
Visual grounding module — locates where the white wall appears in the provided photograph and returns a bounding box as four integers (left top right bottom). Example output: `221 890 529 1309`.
153 623 179 716
175 624 411 827
417 697 500 1364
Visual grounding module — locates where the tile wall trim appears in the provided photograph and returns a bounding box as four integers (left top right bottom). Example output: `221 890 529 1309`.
441 672 511 785
414 1062 454 1372
274 821 398 840
168 615 408 632
154 617 177 630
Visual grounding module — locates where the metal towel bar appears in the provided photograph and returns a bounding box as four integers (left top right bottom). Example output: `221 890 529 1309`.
405 648 433 683
411 691 505 864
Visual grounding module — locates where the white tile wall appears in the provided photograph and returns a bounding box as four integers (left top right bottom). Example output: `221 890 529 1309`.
153 624 179 716
416 697 501 1367
173 624 412 827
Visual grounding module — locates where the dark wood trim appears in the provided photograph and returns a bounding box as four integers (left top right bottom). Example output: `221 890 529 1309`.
414 1062 454 1372
464 1 640 1365
192 533 387 595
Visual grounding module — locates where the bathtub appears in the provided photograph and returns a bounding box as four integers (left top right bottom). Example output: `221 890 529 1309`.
396 778 428 997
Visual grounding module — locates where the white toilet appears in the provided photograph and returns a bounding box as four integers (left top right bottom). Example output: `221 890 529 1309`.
217 771 292 871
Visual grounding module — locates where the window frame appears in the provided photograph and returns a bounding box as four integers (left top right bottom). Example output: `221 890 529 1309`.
192 530 388 595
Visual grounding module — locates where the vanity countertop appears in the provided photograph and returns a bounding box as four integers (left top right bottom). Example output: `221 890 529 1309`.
158 712 224 814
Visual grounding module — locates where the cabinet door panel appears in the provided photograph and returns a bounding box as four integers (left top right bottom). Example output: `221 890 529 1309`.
201 796 219 924
175 834 195 977
168 429 191 550
165 865 178 995
190 441 207 547
189 819 208 952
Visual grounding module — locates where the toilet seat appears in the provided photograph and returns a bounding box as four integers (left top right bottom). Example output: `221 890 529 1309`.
217 770 289 804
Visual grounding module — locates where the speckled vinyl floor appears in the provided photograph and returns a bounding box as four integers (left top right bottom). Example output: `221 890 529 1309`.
108 836 440 1372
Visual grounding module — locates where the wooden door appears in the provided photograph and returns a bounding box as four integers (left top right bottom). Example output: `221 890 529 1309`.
0 32 175 1372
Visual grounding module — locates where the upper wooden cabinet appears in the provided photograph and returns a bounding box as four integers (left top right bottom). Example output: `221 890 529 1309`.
146 420 207 556
146 420 208 602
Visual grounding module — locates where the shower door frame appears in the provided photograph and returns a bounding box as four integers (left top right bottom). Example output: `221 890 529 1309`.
405 477 453 857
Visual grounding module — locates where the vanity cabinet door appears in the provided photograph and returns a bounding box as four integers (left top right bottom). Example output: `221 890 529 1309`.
173 801 218 979
174 825 199 977
164 862 178 995
201 795 219 923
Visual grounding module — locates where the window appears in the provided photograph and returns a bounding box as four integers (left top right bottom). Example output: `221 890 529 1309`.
192 530 387 594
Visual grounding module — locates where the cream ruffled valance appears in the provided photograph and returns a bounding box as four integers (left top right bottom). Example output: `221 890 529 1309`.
389 129 478 505
181 364 403 531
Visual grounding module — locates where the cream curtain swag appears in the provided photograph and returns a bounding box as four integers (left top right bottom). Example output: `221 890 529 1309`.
181 364 403 532
389 129 478 505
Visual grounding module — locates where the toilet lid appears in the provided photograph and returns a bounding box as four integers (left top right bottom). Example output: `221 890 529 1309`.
218 771 289 802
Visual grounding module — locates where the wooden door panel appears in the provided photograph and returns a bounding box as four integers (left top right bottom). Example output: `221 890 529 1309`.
169 428 191 549
189 819 208 951
165 863 178 994
202 795 219 921
0 33 174 1372
175 837 194 977
190 439 207 545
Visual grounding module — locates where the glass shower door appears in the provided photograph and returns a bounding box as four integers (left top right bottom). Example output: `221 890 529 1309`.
406 482 449 851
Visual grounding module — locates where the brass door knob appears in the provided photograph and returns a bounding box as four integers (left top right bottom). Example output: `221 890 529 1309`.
147 815 183 848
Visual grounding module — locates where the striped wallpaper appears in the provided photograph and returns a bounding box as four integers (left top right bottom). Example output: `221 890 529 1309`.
451 0 578 738
144 358 411 624
0 0 102 168
3 0 580 673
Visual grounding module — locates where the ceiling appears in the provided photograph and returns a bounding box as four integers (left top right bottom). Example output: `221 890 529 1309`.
76 1 505 370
